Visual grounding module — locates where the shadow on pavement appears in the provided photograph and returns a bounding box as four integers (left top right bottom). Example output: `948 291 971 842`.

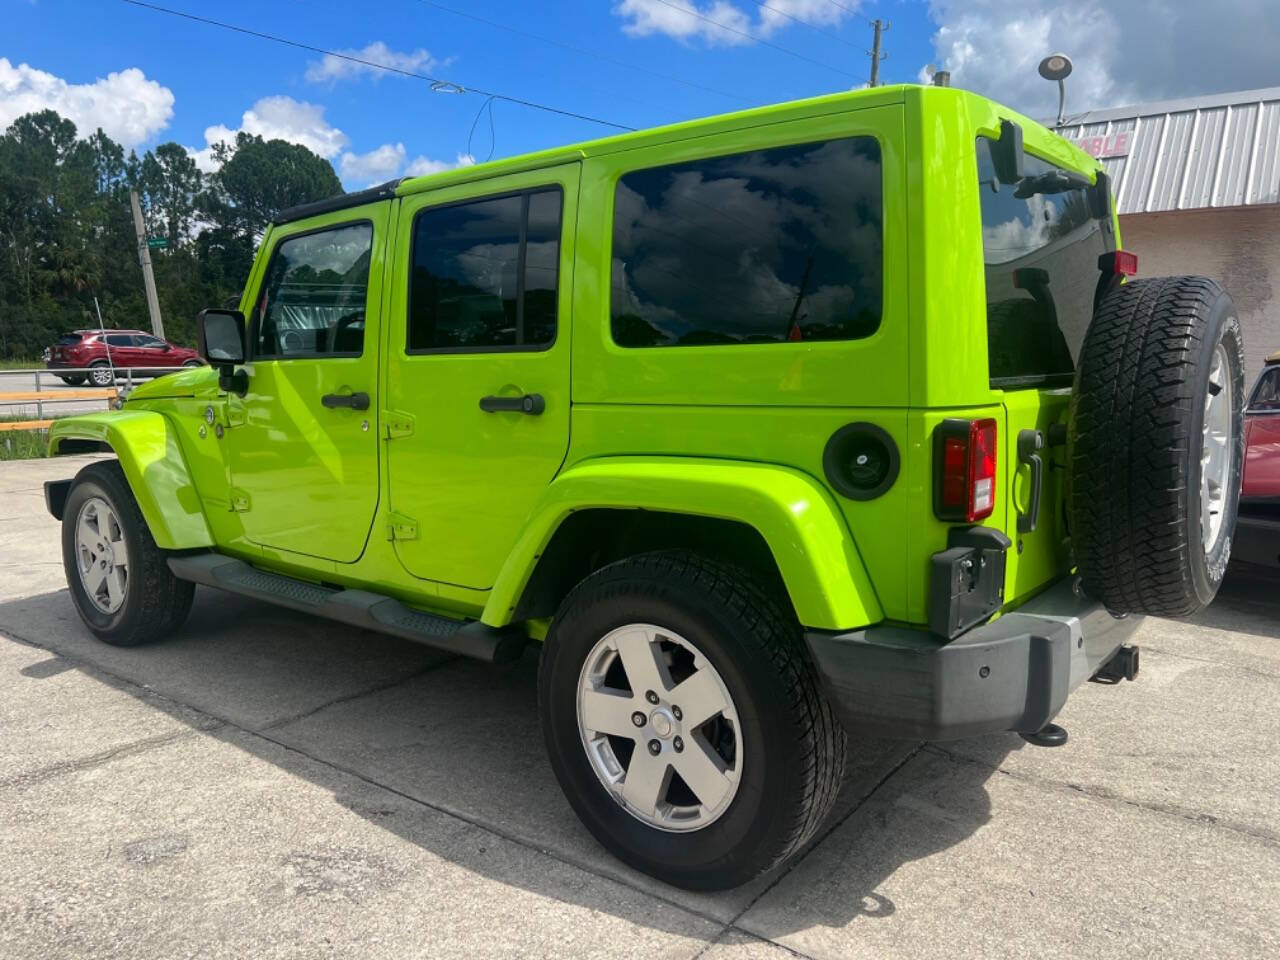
0 586 1013 936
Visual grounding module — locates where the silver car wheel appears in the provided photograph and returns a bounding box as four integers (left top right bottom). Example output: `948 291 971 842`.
576 623 742 833
1201 341 1233 554
75 497 129 614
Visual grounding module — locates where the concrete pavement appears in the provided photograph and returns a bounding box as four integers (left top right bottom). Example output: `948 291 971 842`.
1 454 1278 959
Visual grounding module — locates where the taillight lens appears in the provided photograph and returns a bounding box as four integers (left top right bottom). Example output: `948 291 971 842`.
1099 249 1138 277
934 418 998 523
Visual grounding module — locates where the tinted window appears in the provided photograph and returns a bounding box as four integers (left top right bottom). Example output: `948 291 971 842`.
978 139 1111 386
57 334 83 346
610 137 882 348
253 223 373 359
137 335 167 348
1250 367 1280 411
104 334 137 347
408 188 562 352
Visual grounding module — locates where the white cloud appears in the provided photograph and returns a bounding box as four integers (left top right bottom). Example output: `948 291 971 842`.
305 41 439 84
0 58 173 147
614 0 855 46
921 0 1280 118
188 96 349 172
339 143 475 187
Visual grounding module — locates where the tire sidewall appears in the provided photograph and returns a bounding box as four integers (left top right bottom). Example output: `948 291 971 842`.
539 568 801 887
1188 301 1245 602
62 471 144 636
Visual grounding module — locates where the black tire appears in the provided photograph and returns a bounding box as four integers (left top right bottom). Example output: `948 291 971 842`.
539 550 846 890
60 375 86 386
88 362 114 387
1069 276 1245 616
181 359 203 368
61 460 195 646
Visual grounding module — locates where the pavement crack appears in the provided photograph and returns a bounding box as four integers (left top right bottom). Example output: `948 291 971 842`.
256 656 460 732
0 728 212 790
924 743 1280 849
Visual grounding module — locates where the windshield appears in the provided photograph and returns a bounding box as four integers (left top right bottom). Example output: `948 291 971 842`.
977 138 1113 388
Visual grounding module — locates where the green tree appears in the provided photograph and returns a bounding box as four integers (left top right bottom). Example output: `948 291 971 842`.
205 132 342 238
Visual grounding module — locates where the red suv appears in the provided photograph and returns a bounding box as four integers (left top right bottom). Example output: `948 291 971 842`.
1234 351 1280 567
43 330 203 386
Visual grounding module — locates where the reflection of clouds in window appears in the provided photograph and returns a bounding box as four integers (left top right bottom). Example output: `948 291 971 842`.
982 194 1058 264
610 137 882 346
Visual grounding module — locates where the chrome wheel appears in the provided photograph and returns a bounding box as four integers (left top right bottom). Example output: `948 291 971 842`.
75 497 129 614
1201 342 1233 554
89 365 113 387
576 623 742 832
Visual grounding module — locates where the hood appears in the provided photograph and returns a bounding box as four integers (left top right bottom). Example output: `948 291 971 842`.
124 365 219 402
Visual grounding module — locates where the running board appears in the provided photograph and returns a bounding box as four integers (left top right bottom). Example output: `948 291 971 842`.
167 553 526 664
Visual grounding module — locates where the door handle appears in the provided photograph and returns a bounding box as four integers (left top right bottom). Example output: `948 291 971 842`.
1017 429 1044 534
480 393 545 415
321 391 370 411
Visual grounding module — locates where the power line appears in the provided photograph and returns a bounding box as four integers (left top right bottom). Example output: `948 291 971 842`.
413 0 751 105
117 0 634 132
646 0 865 81
819 0 878 26
740 0 862 49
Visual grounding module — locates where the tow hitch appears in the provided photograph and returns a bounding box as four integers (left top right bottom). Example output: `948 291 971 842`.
1091 644 1140 684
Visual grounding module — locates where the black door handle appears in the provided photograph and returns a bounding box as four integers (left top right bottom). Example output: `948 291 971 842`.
1017 429 1044 534
321 391 370 411
480 393 545 415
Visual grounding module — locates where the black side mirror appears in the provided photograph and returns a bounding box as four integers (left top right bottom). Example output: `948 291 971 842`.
1088 170 1112 219
196 308 248 395
992 119 1025 185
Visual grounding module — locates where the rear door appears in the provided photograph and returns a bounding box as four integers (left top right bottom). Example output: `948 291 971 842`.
975 136 1115 600
226 204 389 563
383 165 578 589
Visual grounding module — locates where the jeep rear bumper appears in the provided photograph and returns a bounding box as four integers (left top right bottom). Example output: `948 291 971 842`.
804 577 1142 741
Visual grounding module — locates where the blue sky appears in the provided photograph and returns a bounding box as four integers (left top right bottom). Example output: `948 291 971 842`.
5 1 1278 189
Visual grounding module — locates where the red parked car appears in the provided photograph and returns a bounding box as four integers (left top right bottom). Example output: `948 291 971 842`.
1234 351 1280 567
43 329 203 386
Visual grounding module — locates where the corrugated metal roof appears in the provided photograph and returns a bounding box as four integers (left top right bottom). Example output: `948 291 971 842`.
1052 86 1280 214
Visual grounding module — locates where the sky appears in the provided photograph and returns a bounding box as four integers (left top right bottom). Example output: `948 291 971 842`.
4 0 1279 190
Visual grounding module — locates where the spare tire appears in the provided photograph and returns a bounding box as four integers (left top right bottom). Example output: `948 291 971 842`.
1068 276 1244 617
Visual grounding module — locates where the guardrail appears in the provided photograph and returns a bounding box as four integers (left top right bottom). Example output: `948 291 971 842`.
0 365 195 432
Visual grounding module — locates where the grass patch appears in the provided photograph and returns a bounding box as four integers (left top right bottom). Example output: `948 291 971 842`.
0 358 42 371
0 429 48 461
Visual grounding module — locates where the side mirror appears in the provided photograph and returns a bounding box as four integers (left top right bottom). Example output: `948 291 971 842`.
992 120 1025 185
196 308 248 395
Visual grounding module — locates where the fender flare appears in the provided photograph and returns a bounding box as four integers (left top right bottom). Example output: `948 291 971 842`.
48 412 214 550
483 456 883 631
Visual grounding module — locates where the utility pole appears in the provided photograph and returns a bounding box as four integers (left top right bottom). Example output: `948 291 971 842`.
868 19 888 87
129 190 165 339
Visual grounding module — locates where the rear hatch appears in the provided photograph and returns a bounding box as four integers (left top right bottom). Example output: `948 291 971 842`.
974 136 1117 604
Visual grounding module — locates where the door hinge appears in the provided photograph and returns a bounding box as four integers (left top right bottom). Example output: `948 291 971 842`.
382 410 415 439
230 487 251 512
386 512 418 541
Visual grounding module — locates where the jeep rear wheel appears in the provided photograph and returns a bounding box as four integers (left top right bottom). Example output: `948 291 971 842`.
1068 276 1245 617
62 460 195 646
539 551 845 890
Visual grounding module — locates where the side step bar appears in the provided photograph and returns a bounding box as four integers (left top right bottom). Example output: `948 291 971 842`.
167 553 526 664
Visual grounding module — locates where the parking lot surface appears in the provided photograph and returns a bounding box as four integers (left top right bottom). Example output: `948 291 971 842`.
2 455 1278 959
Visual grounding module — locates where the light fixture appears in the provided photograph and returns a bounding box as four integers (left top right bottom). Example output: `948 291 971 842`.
1038 53 1073 127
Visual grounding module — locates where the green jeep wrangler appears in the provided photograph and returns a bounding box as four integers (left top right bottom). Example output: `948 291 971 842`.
44 85 1244 890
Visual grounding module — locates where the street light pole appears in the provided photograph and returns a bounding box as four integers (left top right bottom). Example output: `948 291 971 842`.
129 190 165 340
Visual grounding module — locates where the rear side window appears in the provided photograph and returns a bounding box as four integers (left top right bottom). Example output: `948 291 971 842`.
57 334 83 346
408 187 562 352
610 137 883 347
978 138 1111 387
253 222 373 359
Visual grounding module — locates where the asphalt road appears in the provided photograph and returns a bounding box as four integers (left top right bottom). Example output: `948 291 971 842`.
1 454 1278 959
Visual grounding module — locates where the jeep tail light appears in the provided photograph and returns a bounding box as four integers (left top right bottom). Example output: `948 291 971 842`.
1099 250 1138 277
934 418 998 523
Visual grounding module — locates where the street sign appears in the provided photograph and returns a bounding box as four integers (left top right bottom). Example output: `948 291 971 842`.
147 237 168 249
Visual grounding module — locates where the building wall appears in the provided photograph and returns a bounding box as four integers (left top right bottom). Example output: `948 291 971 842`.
1119 206 1279 382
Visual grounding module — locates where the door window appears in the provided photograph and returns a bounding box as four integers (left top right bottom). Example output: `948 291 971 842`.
104 334 137 347
407 188 563 352
1249 367 1280 411
136 335 167 349
252 222 374 359
609 137 883 347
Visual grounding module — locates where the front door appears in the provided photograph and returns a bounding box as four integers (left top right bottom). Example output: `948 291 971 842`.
227 204 389 563
384 165 579 588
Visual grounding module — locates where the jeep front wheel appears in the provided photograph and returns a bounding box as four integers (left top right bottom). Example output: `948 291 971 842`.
539 551 845 890
1069 276 1245 616
62 460 195 646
